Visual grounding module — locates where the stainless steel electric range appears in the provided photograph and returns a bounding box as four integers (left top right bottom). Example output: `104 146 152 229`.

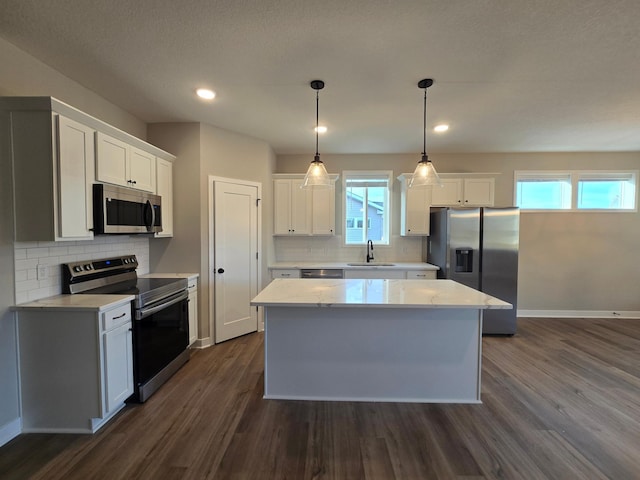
63 255 189 402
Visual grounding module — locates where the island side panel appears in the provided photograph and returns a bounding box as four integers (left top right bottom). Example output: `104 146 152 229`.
264 306 482 403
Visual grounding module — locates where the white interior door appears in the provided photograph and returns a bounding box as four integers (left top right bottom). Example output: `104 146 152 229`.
213 180 259 343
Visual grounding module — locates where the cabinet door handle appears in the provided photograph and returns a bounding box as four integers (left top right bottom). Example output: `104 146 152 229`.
112 312 127 320
217 268 225 274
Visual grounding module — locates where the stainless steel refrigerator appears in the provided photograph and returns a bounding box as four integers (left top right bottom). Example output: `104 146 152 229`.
424 207 519 335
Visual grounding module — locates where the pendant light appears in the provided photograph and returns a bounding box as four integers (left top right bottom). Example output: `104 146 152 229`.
409 78 441 188
302 80 331 188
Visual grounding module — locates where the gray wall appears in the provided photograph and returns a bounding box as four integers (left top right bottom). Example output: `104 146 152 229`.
148 123 275 343
277 152 640 312
0 94 19 438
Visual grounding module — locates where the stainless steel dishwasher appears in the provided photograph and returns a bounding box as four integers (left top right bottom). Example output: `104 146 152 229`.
300 269 344 279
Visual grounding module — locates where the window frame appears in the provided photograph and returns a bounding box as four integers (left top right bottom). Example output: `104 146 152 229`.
514 170 638 213
342 170 392 246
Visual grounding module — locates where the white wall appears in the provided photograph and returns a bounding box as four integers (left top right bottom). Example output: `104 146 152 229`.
278 152 640 314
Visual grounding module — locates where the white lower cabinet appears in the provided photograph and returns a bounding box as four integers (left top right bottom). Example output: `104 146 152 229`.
342 269 438 279
406 270 437 280
103 321 134 413
344 269 406 279
187 276 199 346
17 300 133 433
271 269 301 279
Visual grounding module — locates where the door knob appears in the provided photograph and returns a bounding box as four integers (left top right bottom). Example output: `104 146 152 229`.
217 268 225 274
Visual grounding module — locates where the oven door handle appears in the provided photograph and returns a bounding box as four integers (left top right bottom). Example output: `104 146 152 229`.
135 290 188 320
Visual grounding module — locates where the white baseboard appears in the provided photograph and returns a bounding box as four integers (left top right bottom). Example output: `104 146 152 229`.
0 417 21 447
518 309 640 319
191 337 212 349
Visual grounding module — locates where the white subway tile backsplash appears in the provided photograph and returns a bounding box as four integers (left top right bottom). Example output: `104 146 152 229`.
273 235 424 263
26 247 50 259
13 235 150 303
15 258 38 271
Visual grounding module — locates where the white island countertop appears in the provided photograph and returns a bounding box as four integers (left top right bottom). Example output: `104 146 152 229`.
251 278 511 309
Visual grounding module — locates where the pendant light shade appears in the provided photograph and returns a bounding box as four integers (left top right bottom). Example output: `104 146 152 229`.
302 80 331 188
409 78 441 188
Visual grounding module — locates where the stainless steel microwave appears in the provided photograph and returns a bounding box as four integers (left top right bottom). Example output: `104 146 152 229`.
93 184 162 234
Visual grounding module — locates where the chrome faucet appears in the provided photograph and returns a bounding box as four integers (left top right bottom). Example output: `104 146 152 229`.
366 240 374 263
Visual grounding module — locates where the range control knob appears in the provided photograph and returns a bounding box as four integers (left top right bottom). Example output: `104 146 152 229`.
73 266 82 272
123 258 129 264
84 264 92 270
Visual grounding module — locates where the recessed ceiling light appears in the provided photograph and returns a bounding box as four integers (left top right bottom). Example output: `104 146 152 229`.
196 88 216 100
315 126 327 134
434 124 449 133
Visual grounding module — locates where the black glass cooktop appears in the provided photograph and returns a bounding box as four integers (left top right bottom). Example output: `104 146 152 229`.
82 277 184 297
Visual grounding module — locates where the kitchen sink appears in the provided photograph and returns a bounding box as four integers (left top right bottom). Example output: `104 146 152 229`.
347 263 396 267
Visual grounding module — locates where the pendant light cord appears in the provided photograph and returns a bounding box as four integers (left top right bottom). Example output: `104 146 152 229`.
315 90 319 157
422 88 427 157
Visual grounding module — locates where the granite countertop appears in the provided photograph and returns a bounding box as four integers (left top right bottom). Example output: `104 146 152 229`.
12 294 135 312
251 278 511 309
269 261 439 271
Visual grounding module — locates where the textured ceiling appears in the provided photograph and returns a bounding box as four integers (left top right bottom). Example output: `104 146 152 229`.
1 0 640 155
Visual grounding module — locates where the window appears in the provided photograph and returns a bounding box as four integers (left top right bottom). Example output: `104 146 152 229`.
344 171 391 245
516 173 571 210
577 173 636 210
515 171 637 211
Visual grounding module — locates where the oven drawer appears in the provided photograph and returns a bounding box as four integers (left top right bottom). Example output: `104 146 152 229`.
102 303 132 331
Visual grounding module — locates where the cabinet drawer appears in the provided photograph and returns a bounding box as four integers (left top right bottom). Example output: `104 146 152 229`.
271 269 300 279
102 303 132 331
406 270 437 280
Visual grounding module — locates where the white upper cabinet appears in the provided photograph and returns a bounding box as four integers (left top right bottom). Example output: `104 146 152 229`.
96 132 156 193
55 115 96 240
430 176 495 207
430 178 464 206
398 174 430 236
1 97 175 241
273 178 311 235
461 178 495 206
155 158 173 237
311 180 337 235
0 101 96 241
273 175 338 236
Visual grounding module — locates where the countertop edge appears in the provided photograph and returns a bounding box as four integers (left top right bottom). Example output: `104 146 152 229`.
12 294 135 312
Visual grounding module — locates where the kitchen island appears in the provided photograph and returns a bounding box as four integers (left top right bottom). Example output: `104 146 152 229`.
251 278 511 403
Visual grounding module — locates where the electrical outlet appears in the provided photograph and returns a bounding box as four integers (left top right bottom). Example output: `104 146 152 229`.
37 264 48 280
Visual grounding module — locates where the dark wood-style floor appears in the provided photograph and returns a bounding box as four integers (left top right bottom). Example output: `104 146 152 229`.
1 318 639 479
